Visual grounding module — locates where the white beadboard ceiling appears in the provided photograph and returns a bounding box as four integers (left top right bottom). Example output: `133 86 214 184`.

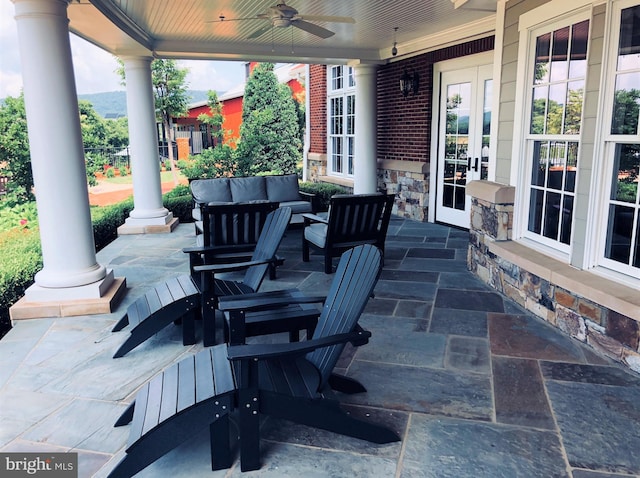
68 0 497 64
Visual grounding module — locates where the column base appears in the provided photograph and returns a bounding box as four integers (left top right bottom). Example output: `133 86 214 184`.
117 213 179 235
10 276 127 320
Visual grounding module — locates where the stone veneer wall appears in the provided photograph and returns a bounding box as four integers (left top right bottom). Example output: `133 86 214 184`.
467 181 640 373
378 160 429 222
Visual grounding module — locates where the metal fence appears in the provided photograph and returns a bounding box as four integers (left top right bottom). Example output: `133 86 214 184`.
84 144 176 170
84 147 131 170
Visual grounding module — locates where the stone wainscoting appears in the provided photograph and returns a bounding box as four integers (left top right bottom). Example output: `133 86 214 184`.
467 181 640 374
377 160 429 222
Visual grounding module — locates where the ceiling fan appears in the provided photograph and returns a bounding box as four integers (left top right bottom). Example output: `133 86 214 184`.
211 3 355 39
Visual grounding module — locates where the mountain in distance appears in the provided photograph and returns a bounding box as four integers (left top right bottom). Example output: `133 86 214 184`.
77 90 213 118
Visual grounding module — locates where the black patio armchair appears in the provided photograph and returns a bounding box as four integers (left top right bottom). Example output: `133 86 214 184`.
302 193 395 273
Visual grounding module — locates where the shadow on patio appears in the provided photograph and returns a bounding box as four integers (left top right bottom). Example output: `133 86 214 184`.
1 218 639 477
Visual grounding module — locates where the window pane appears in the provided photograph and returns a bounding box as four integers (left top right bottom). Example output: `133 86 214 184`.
332 137 343 172
550 26 570 83
543 191 562 240
547 83 567 134
443 184 454 208
618 5 640 71
564 81 584 134
569 20 589 79
531 86 548 134
611 72 640 135
531 141 549 187
565 142 578 192
605 204 635 264
528 188 544 234
560 195 574 245
611 143 640 203
332 66 343 90
534 32 551 84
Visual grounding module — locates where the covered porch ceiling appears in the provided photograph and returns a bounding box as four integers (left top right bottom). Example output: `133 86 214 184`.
67 0 498 64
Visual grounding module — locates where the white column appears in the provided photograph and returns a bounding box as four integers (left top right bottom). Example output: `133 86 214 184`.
120 56 173 232
353 64 378 194
13 0 110 298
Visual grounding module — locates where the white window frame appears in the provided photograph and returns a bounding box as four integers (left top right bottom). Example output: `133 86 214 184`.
327 65 356 178
588 0 640 285
511 1 593 262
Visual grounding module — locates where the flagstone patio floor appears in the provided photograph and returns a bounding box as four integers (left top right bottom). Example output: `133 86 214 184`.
1 218 639 477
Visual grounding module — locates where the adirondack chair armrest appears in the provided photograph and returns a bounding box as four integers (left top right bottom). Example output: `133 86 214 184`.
218 293 326 313
182 244 254 256
193 257 275 274
227 329 372 361
302 213 328 225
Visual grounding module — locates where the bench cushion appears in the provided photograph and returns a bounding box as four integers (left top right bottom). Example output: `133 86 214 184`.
191 178 232 203
265 174 301 203
230 176 267 202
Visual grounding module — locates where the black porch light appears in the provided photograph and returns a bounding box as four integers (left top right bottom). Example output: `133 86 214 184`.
399 69 420 97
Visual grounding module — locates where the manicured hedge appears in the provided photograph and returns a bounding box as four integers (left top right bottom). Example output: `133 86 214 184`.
299 182 348 212
0 227 42 337
0 188 194 338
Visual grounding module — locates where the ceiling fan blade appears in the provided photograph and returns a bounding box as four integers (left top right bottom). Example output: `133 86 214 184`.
292 20 334 39
296 15 355 24
247 23 273 39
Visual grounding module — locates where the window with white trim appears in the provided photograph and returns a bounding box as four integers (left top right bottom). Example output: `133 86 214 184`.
327 65 355 177
599 1 640 276
523 16 590 251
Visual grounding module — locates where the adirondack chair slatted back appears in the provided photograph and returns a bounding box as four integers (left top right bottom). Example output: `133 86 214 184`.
306 244 382 387
326 194 395 249
242 207 292 291
201 202 279 248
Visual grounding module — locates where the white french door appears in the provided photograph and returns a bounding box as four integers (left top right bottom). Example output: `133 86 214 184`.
435 64 493 228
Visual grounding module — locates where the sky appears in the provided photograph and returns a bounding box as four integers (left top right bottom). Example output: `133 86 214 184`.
0 0 246 99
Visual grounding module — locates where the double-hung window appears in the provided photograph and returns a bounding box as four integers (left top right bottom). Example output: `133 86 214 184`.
599 0 640 278
522 15 590 253
327 65 355 177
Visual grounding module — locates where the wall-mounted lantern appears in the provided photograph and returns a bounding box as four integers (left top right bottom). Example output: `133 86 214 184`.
400 69 420 97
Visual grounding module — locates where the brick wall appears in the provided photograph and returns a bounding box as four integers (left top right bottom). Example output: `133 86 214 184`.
377 36 495 164
308 65 327 155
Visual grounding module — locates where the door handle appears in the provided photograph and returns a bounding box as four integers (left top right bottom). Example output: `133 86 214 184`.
473 157 479 172
467 157 472 171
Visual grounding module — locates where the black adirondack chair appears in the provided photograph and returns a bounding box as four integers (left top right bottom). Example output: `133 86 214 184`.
302 193 395 273
111 207 301 357
186 201 280 281
107 245 400 477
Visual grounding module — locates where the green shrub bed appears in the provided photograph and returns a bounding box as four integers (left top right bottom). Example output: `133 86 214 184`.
0 187 194 338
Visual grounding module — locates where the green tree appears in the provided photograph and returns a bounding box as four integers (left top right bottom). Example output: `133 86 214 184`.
0 93 33 204
197 90 226 146
79 100 109 149
236 63 301 176
104 116 129 149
